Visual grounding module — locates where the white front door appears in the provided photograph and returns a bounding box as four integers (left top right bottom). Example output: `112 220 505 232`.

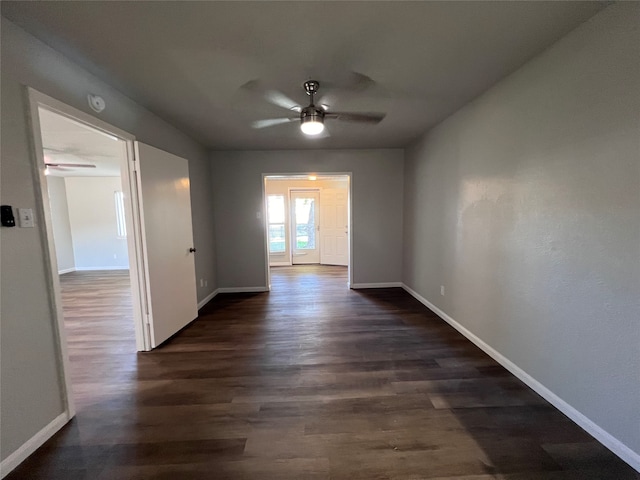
291 190 320 264
135 142 198 347
320 188 349 266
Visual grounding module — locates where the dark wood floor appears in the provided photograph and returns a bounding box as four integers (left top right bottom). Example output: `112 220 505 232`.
8 266 638 479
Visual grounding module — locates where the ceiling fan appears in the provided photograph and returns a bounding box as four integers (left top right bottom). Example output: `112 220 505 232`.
251 80 386 136
44 162 97 175
45 162 96 170
43 147 97 171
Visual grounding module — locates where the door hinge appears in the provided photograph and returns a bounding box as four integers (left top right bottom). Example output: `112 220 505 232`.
145 313 151 325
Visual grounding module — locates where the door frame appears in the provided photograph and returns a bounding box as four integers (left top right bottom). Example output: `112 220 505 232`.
26 88 152 419
262 173 353 290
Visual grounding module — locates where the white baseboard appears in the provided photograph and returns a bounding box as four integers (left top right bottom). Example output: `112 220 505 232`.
217 286 269 294
401 283 640 473
197 289 219 309
0 412 69 478
74 266 129 271
350 282 402 289
270 262 292 267
57 267 75 275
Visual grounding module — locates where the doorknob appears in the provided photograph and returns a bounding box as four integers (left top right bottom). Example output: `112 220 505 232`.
189 247 196 253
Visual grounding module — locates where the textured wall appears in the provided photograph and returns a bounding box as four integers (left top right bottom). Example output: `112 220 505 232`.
403 3 640 458
211 149 403 288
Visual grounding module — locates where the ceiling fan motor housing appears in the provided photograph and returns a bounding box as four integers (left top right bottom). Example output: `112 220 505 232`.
300 105 325 124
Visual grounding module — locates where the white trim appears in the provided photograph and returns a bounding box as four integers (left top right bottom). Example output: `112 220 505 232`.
261 177 273 292
0 412 69 478
26 89 77 422
401 283 640 473
351 282 402 289
197 289 219 309
217 286 269 294
131 141 154 351
73 266 129 271
57 267 76 275
269 261 292 267
347 174 353 288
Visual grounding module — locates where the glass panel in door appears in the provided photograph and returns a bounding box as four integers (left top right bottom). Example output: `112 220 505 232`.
291 191 320 264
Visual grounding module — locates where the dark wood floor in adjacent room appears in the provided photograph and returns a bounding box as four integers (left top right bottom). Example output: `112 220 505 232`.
8 266 638 479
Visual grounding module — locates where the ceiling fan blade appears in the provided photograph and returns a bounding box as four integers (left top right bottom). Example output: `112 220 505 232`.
45 162 96 168
251 118 298 129
240 79 302 112
324 112 386 124
264 90 302 112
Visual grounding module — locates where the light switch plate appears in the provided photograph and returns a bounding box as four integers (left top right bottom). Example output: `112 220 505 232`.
18 208 34 228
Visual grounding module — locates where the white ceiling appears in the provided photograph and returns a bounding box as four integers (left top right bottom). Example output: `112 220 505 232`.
3 1 607 150
39 108 123 177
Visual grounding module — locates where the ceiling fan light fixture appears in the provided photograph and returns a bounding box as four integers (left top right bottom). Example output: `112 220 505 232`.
300 105 325 136
300 118 324 135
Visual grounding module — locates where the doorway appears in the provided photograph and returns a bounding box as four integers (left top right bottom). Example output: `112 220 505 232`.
37 105 144 344
34 101 146 334
27 90 149 421
42 111 136 341
28 89 201 426
263 174 351 289
34 103 145 414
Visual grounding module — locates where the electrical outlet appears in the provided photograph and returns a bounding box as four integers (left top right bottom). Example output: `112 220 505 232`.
440 285 445 296
200 278 204 287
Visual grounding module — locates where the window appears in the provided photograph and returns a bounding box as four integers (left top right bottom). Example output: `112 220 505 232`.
294 197 316 249
267 195 285 253
115 191 127 238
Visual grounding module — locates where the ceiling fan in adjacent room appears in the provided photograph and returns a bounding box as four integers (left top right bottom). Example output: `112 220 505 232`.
45 162 96 170
43 147 97 173
250 80 386 136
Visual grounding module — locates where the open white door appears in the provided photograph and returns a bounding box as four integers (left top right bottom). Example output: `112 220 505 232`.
320 188 349 266
135 142 198 348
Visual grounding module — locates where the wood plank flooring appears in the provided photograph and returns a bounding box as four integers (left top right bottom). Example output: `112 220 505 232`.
7 266 638 479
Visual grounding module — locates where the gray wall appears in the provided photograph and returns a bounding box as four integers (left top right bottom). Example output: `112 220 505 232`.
1 18 217 462
47 176 75 273
403 2 640 457
1 68 66 464
211 150 403 288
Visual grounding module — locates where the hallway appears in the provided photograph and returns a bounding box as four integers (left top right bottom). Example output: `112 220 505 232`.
8 266 637 479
